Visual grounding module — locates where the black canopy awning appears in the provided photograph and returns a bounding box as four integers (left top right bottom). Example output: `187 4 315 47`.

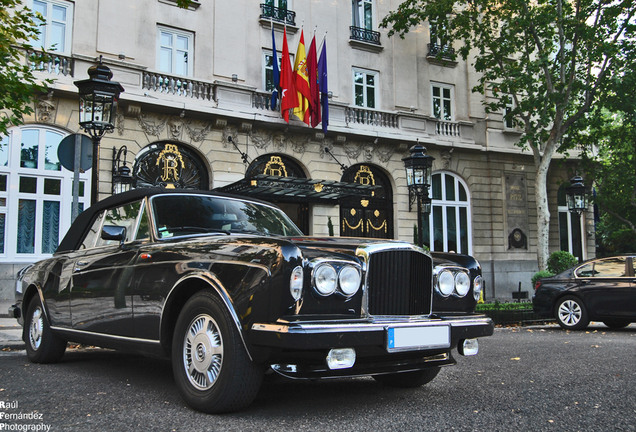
216 174 379 204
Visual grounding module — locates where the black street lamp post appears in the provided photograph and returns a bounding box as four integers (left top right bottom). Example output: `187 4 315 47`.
403 144 435 248
74 58 124 205
565 175 589 262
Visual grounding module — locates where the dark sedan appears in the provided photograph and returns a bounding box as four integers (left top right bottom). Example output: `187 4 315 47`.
10 189 493 413
533 255 636 330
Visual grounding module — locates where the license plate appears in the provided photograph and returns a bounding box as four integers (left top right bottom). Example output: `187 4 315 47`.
386 325 451 352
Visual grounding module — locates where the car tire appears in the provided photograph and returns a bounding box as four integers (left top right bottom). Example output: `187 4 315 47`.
372 367 441 388
24 296 67 363
603 321 630 329
172 290 263 413
555 295 589 330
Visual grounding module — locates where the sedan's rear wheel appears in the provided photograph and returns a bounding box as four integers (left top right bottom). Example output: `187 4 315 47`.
373 367 441 388
172 290 263 413
24 296 66 363
603 321 630 329
555 296 589 330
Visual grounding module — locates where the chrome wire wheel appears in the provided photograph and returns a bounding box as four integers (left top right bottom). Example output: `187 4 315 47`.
29 305 44 350
558 299 582 327
183 314 223 390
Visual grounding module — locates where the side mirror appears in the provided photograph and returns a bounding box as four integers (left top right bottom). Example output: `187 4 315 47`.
102 225 127 246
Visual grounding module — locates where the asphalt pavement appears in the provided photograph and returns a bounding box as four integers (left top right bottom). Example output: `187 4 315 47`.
1 300 24 350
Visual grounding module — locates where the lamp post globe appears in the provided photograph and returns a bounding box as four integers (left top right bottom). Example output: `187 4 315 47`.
74 58 125 204
403 144 435 248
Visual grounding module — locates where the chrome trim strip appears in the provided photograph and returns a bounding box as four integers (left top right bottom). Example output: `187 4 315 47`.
50 327 162 345
251 316 493 335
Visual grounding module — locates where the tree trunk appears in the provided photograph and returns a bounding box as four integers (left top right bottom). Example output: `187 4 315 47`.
535 163 551 271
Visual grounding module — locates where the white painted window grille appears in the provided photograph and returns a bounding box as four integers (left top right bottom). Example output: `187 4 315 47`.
353 68 378 109
30 0 73 54
157 26 193 76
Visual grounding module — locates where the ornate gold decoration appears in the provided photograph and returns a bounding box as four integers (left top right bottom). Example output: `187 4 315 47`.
361 199 369 207
251 180 257 186
156 144 185 182
374 210 380 218
343 218 363 231
263 156 288 177
350 209 356 216
354 165 375 186
314 183 324 192
367 220 387 233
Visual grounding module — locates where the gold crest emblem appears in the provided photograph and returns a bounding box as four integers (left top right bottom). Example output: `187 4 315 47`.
263 156 288 177
156 144 185 183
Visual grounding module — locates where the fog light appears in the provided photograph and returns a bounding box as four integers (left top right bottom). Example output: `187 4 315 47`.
458 338 479 356
326 348 356 370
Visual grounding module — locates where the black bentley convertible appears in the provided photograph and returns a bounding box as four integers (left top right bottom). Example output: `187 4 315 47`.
10 189 493 413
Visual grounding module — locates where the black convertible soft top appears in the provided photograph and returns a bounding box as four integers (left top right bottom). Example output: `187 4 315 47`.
55 188 271 253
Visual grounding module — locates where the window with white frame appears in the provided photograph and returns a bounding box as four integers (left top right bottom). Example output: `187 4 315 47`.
432 83 454 121
30 0 73 54
265 0 290 10
557 183 585 262
422 172 472 255
263 51 283 92
352 0 374 30
157 26 193 76
353 68 378 109
430 21 450 49
0 126 90 261
503 96 515 129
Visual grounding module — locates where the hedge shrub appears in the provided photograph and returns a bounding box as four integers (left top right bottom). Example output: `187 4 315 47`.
547 251 578 274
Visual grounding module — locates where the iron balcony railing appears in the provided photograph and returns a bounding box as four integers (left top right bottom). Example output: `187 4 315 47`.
350 26 381 45
427 43 456 61
260 4 296 26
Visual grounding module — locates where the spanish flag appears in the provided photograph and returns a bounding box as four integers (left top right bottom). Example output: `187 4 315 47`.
293 30 311 125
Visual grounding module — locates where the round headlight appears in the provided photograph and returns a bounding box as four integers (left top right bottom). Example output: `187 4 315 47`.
473 275 483 302
437 270 455 297
455 272 471 297
339 266 361 297
313 264 337 296
290 266 303 301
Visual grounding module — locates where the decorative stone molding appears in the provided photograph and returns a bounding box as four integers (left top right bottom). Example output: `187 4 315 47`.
116 111 125 136
335 135 347 143
138 113 167 137
36 92 55 123
320 140 334 159
240 121 252 132
376 146 395 164
185 120 213 142
167 116 184 140
250 129 272 150
344 141 363 160
222 125 238 149
126 104 142 117
441 149 453 169
289 134 309 154
214 118 227 128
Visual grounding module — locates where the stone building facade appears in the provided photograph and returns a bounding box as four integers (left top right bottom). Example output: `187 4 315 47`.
0 0 595 301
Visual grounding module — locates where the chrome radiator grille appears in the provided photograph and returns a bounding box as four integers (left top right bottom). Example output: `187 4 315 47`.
366 249 432 316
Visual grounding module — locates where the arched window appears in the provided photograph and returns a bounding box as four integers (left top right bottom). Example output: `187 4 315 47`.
557 183 585 261
423 172 472 254
0 126 90 261
133 142 209 190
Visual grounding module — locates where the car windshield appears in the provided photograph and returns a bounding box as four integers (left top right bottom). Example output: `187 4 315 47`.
150 194 303 239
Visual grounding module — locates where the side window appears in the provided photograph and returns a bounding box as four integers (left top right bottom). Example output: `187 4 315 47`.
593 258 627 278
575 263 593 278
96 200 144 247
135 204 150 240
80 211 105 250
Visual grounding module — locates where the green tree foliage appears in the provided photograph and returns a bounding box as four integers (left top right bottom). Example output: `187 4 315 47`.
547 250 578 274
0 0 48 135
576 49 636 254
380 0 636 270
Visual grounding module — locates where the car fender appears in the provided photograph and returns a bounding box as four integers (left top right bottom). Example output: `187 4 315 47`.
160 271 255 361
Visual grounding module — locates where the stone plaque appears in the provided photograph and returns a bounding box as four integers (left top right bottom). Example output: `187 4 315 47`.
504 173 529 249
